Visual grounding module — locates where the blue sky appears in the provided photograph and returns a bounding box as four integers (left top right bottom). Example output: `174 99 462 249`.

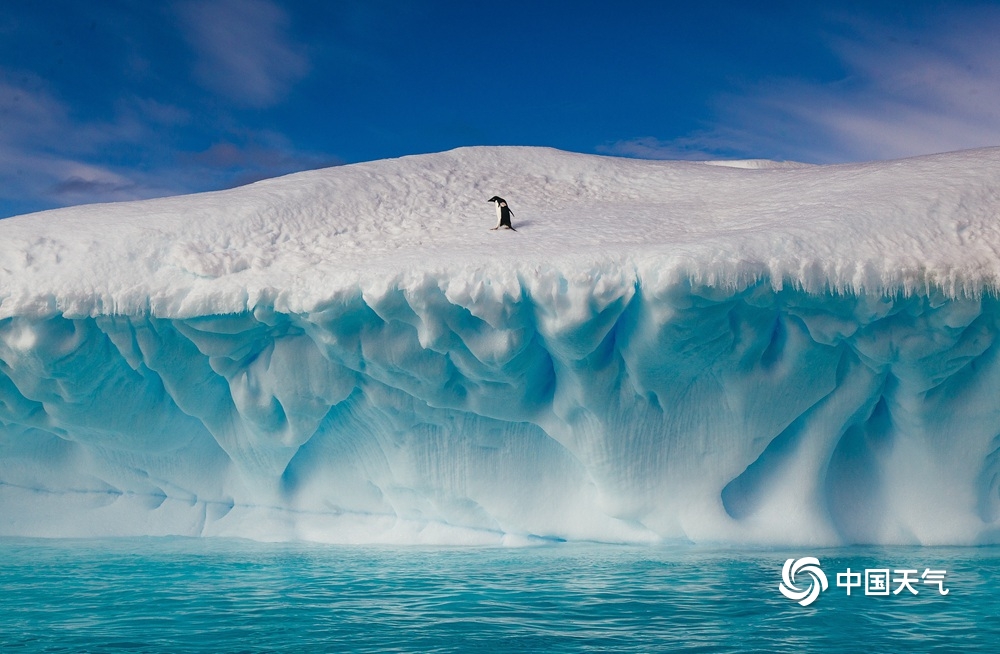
2 0 999 218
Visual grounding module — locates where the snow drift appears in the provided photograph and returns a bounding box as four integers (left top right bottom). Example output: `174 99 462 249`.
2 146 1000 545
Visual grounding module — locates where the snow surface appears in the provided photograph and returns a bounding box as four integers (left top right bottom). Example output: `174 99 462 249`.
2 146 1000 545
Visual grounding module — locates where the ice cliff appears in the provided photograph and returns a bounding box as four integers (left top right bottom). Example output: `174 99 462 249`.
2 146 1000 545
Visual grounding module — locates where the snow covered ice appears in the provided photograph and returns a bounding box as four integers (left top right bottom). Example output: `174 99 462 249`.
3 145 1000 545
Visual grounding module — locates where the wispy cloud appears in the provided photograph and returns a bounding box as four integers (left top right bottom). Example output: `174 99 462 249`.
0 72 189 214
605 6 1000 163
183 133 343 188
598 134 756 162
49 164 141 201
802 10 1000 160
0 74 69 143
175 0 309 107
0 70 332 218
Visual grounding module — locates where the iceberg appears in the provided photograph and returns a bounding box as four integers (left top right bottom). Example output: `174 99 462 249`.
2 146 1000 545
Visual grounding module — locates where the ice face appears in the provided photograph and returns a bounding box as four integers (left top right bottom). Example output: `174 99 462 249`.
1 277 998 545
2 146 1000 544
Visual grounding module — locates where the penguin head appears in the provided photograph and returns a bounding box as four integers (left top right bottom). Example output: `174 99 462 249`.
487 196 505 205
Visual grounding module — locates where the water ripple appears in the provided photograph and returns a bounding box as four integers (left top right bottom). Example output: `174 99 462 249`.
1 540 997 652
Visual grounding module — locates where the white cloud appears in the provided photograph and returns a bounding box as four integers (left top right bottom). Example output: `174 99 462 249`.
0 82 166 213
0 71 335 218
0 75 69 143
597 136 708 161
0 82 119 208
806 11 1000 160
0 74 189 215
175 0 309 107
606 6 1000 163
597 131 778 162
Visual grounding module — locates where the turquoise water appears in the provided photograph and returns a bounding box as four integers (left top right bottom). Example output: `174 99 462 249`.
1 539 998 652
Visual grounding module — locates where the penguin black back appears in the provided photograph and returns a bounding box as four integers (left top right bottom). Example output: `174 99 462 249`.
487 196 515 231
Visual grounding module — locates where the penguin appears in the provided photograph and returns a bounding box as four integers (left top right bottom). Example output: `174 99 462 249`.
487 196 516 231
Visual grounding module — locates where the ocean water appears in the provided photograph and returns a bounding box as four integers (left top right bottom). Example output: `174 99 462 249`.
1 538 998 652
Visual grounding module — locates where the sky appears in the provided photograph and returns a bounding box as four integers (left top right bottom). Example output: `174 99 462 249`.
2 0 1000 218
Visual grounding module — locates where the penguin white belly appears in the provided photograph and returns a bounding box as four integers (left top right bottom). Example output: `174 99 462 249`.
495 203 503 229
